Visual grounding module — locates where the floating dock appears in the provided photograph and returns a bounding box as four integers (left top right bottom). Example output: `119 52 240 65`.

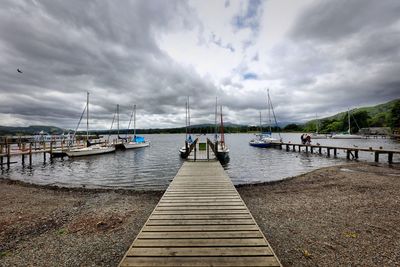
119 159 281 266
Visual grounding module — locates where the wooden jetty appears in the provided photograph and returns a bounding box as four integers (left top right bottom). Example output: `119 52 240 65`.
119 146 281 266
271 142 400 164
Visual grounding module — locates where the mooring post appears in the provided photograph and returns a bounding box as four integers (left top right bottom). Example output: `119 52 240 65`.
346 150 350 160
388 152 393 164
310 146 313 153
305 145 308 153
194 144 197 161
319 147 322 154
334 148 337 157
207 142 209 160
374 152 379 162
50 141 53 158
327 148 331 157
354 150 359 159
29 143 32 165
7 143 11 167
286 144 289 151
292 145 295 152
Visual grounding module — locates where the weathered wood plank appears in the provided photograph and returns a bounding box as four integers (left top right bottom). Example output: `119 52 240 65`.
127 246 273 256
138 231 263 239
142 225 260 232
121 256 280 267
147 219 255 225
134 238 267 247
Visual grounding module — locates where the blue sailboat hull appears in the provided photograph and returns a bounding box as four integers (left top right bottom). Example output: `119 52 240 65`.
249 142 273 148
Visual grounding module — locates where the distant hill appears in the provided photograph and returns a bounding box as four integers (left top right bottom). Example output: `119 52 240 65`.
0 125 65 135
301 99 400 133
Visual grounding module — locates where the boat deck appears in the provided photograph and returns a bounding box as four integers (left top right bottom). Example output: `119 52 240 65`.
119 161 281 266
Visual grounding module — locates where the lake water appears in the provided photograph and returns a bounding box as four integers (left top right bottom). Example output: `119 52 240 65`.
1 133 399 190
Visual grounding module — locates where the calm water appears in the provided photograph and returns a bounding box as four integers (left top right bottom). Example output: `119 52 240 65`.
1 133 399 190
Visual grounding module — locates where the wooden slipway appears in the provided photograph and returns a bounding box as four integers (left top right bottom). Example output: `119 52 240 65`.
119 160 281 267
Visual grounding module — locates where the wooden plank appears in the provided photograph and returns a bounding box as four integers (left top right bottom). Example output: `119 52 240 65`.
150 214 251 220
147 219 255 225
158 202 243 207
134 238 267 247
127 246 273 256
142 225 260 232
138 231 263 239
156 206 247 210
152 210 250 215
121 256 280 267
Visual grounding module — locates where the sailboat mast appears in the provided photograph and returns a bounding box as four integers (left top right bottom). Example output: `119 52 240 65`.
259 111 262 133
86 91 89 143
220 105 224 146
117 104 119 137
188 96 190 131
214 97 218 140
185 101 188 140
133 104 137 138
348 108 351 134
126 105 134 138
268 89 272 133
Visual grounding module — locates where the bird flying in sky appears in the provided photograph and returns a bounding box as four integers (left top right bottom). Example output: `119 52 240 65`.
17 68 23 73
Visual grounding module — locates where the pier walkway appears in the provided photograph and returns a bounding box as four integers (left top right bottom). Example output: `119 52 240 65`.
119 160 281 266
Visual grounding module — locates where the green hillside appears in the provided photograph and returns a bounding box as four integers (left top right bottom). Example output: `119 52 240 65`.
0 125 65 136
301 99 400 133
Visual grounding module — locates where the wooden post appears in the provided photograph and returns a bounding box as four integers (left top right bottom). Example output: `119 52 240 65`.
0 144 3 167
22 154 25 165
50 141 53 158
374 152 379 162
292 145 295 152
346 150 350 160
354 150 359 159
388 152 393 164
207 142 209 160
7 143 11 167
194 144 197 161
327 148 330 157
29 143 32 165
319 147 322 154
305 145 308 153
310 146 313 153
279 144 282 150
334 148 337 157
286 144 289 151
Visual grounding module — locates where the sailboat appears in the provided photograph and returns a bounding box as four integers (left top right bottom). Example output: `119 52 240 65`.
123 105 150 149
66 92 115 157
249 89 279 147
311 114 327 139
331 108 363 139
215 105 229 161
179 97 193 158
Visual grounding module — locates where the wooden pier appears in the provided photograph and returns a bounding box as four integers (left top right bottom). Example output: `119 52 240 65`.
271 142 400 164
119 157 281 266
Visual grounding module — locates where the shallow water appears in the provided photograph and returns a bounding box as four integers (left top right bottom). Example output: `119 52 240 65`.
1 133 399 190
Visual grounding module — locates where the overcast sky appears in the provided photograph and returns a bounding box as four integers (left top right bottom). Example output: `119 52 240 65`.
0 0 399 129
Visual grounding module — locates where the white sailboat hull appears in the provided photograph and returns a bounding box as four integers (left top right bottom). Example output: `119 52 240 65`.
311 134 328 139
66 146 115 157
331 134 363 139
123 142 150 149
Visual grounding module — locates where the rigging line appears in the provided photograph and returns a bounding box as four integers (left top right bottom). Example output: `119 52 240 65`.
269 94 282 140
126 105 135 139
107 106 118 143
70 103 87 147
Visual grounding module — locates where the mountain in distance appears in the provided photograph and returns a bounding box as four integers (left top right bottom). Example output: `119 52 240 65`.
0 125 65 135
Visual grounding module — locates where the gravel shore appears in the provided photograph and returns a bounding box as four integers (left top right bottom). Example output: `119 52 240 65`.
1 162 399 266
238 163 400 266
